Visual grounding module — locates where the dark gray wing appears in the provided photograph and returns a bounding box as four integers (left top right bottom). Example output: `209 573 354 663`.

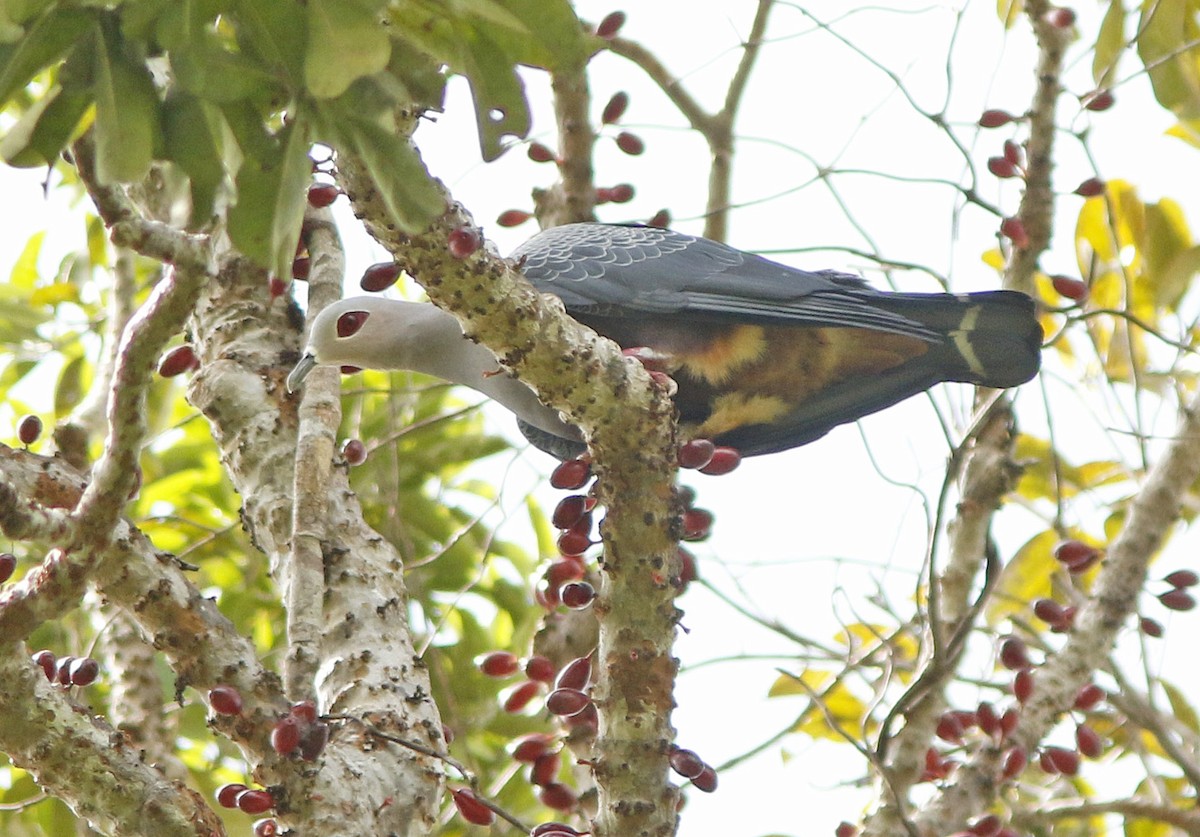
511 223 939 340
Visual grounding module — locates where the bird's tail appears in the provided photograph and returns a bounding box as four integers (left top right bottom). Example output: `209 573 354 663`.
881 289 1043 388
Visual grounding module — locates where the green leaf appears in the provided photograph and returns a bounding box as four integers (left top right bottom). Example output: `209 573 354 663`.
1162 678 1200 732
1136 0 1200 119
0 6 93 106
92 21 161 184
1093 0 1126 86
231 0 306 84
8 230 44 289
458 26 531 160
305 0 391 98
0 82 92 168
316 101 443 232
55 354 87 417
163 91 229 226
486 0 588 70
227 116 311 277
1143 198 1195 309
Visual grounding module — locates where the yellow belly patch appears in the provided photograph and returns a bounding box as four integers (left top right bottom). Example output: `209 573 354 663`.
679 325 768 385
695 392 790 437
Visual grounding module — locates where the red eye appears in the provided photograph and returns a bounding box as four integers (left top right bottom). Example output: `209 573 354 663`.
336 310 369 338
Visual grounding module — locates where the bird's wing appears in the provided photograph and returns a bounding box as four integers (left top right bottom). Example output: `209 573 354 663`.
511 223 939 340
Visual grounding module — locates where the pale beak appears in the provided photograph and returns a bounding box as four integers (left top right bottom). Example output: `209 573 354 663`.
287 353 317 392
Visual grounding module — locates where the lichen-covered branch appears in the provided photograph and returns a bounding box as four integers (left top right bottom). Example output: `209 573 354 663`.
340 146 681 836
0 644 225 836
285 210 343 699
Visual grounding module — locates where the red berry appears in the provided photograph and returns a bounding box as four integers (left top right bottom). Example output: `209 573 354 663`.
935 712 965 744
546 687 590 716
557 529 592 557
835 824 858 837
999 637 1031 670
1083 89 1115 111
552 495 589 530
478 650 520 677
608 183 634 203
677 546 697 588
253 819 279 837
271 717 301 755
539 781 578 811
68 657 99 687
268 276 288 300
55 656 74 686
290 700 318 724
1045 7 1076 27
999 707 1020 740
1073 683 1105 711
987 157 1018 178
681 508 714 541
448 226 482 259
497 209 532 227
596 10 626 40
1159 588 1196 611
526 655 557 684
503 680 541 713
1073 177 1106 197
615 131 644 155
691 764 717 793
528 142 557 163
555 656 592 691
216 783 246 808
1003 139 1024 166
290 256 310 281
307 183 339 208
1001 747 1026 780
0 552 15 584
511 733 555 763
1033 597 1067 626
669 747 706 779
601 91 629 125
700 446 741 475
1044 746 1080 775
1051 275 1089 302
976 701 999 737
678 439 716 469
1013 669 1034 703
1000 216 1030 248
1165 570 1199 588
340 365 361 375
564 702 598 732
1076 724 1103 758
17 414 42 445
360 261 403 292
158 345 200 378
32 650 55 681
561 581 595 609
647 209 671 228
531 824 585 837
209 685 244 715
550 458 591 490
978 109 1014 128
531 751 561 786
1141 616 1164 637
970 814 1002 837
298 721 329 761
451 788 495 825
341 438 367 466
236 789 275 815
545 558 586 591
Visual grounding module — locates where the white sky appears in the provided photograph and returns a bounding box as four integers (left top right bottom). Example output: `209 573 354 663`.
3 2 1200 835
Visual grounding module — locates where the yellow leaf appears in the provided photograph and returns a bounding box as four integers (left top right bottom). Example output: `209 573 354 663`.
997 0 1023 29
29 283 79 306
986 529 1058 623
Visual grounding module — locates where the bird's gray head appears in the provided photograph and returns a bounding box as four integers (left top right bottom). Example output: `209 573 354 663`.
287 296 438 392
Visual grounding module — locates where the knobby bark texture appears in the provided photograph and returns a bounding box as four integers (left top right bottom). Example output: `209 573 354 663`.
340 136 684 834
